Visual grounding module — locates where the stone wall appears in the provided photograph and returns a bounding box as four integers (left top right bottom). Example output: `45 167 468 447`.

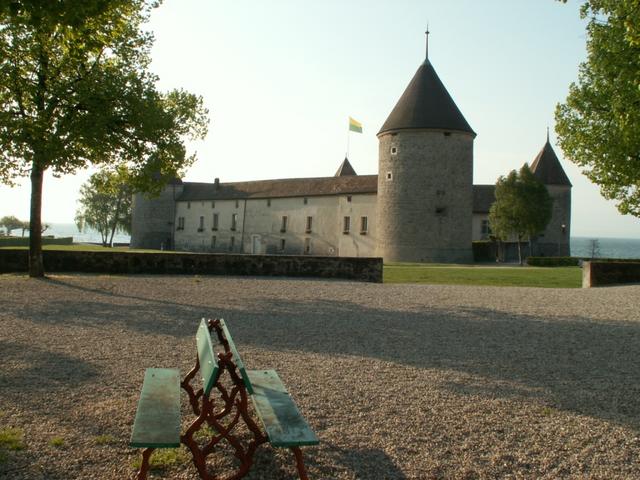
130 183 183 250
582 261 640 288
376 129 474 263
0 250 382 283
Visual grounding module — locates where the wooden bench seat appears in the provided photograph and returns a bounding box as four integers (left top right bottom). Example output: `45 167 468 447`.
247 369 319 448
217 319 318 448
130 368 181 448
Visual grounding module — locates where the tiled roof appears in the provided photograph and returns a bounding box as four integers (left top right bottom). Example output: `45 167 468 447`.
530 141 572 186
177 175 378 201
335 158 357 176
179 174 495 214
378 60 475 136
473 185 496 214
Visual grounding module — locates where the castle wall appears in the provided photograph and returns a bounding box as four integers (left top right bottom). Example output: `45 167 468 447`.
376 130 474 263
173 194 377 257
130 184 183 250
536 184 571 256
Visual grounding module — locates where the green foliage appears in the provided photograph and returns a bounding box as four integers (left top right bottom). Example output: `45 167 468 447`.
526 257 581 267
0 427 25 464
0 216 25 235
384 264 581 288
94 434 117 445
555 0 640 217
472 241 494 262
76 167 133 247
0 427 25 451
489 164 553 264
48 436 65 448
0 0 209 276
131 447 190 470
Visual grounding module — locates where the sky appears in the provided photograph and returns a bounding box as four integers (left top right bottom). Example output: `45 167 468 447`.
1 0 639 238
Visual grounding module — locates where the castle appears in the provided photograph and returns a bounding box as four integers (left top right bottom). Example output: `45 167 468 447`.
131 47 572 262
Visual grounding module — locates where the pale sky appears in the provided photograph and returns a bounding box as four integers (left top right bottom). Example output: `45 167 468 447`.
1 0 639 238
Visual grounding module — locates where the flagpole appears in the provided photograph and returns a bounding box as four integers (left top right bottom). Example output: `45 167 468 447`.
346 126 350 159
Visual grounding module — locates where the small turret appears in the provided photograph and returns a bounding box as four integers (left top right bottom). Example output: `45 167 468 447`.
530 134 572 256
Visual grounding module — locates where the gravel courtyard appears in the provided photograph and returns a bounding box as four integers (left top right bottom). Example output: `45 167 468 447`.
1 274 639 479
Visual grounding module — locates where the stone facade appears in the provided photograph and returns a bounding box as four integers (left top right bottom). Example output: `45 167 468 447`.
131 182 183 250
173 194 377 257
536 185 571 256
376 130 474 263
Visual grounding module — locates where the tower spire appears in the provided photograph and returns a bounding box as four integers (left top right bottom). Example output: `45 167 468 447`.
547 126 550 143
425 25 430 61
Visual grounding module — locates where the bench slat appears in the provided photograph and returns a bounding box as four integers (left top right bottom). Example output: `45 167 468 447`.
247 370 319 448
130 368 181 448
219 319 254 394
197 319 219 396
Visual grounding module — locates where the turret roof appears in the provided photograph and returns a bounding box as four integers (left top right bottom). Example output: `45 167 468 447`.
335 157 357 177
378 60 475 136
530 140 572 187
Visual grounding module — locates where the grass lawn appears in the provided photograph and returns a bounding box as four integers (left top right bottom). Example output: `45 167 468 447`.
384 263 582 288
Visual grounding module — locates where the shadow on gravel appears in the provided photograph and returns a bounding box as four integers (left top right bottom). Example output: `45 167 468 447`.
224 298 640 432
0 339 99 390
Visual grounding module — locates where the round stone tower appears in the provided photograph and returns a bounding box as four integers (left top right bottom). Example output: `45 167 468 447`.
376 44 476 263
130 177 183 250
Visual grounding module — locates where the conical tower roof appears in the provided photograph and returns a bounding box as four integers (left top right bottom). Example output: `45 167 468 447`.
335 157 357 177
378 59 475 136
530 139 572 187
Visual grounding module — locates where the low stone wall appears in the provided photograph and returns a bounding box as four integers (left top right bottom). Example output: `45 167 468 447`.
0 249 382 283
582 261 640 288
0 236 73 247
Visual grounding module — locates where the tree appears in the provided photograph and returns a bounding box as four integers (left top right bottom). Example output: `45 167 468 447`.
0 1 209 276
0 215 24 235
489 164 553 264
75 167 132 247
555 0 640 217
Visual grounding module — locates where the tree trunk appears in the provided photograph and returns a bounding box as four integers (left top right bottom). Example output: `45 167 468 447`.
29 162 45 277
517 238 523 266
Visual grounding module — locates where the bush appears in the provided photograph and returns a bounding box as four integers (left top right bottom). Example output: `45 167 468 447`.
527 257 580 267
472 241 494 262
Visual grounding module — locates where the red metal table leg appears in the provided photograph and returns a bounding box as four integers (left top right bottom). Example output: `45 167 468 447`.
290 447 310 480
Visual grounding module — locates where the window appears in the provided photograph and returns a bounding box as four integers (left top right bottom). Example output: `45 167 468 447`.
280 238 286 251
305 216 313 233
280 216 288 233
212 213 219 231
481 219 492 239
187 202 191 209
177 217 185 230
229 236 235 251
235 199 239 208
267 199 271 207
304 237 311 254
211 236 217 248
360 216 368 234
386 172 393 181
437 190 445 196
435 207 447 216
444 131 451 137
198 216 204 232
390 146 397 155
211 201 215 208
231 213 238 231
347 195 352 203
343 216 351 234
303 197 308 205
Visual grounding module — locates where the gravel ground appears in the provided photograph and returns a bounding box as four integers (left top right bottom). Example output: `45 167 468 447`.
1 274 639 480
